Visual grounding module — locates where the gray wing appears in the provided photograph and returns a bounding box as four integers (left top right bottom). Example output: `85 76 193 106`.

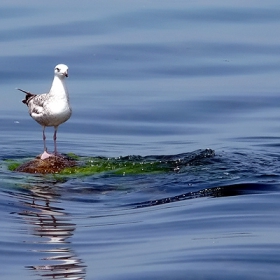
17 88 49 116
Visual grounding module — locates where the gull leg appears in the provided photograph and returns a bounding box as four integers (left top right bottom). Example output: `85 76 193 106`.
43 126 47 151
53 126 64 158
53 126 58 155
40 126 53 160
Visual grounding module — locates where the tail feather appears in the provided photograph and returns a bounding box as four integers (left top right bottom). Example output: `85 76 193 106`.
17 88 36 105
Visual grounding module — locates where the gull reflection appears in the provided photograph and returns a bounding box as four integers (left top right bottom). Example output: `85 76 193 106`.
17 185 86 279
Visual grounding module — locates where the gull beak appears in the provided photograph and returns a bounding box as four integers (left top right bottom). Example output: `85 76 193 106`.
65 71 68 78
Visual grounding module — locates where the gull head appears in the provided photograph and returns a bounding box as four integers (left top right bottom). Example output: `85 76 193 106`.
54 64 68 79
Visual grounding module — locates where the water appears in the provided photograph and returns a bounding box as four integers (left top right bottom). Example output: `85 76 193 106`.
1 0 280 279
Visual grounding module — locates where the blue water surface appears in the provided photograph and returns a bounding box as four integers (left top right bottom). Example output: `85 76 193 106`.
1 0 280 279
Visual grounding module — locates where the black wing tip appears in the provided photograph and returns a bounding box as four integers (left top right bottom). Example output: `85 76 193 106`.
17 88 30 94
17 88 36 105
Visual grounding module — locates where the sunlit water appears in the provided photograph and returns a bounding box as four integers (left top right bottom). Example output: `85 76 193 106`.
1 1 280 279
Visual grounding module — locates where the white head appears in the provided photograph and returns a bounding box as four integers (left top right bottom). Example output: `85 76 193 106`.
54 64 68 79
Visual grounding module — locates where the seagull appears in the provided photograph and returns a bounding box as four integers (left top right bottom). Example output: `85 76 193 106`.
17 64 72 160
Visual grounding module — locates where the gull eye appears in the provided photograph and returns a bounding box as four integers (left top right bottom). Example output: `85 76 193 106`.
55 67 60 72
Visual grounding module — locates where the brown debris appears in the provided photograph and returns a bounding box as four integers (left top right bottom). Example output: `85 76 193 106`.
15 155 76 174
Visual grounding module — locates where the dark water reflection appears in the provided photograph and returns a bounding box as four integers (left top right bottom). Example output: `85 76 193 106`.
16 186 86 279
